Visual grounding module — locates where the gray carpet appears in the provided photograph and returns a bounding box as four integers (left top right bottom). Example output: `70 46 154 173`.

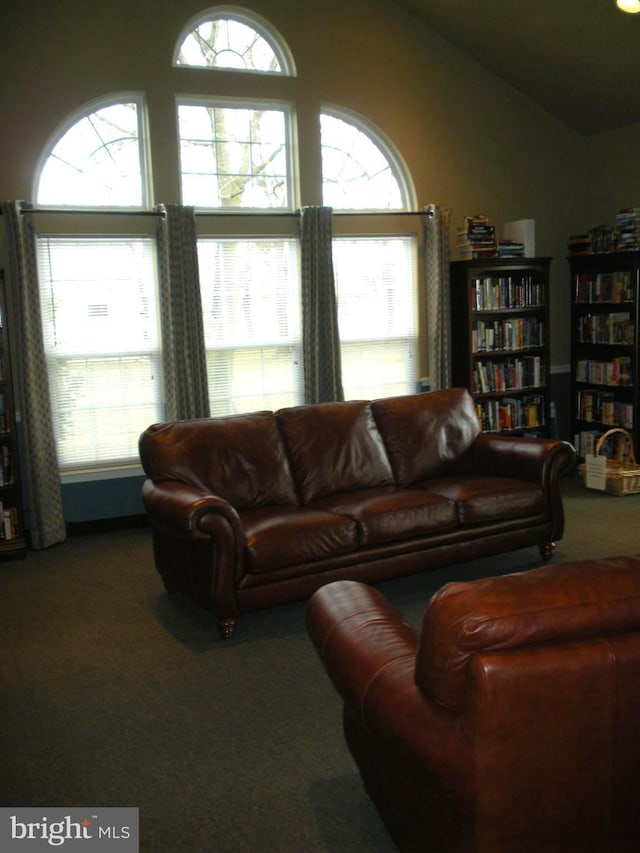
1 476 640 852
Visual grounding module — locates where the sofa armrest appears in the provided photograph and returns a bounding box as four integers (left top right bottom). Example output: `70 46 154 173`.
466 433 575 485
141 478 242 542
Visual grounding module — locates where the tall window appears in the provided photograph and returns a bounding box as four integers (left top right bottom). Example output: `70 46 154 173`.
32 7 418 472
321 107 418 398
37 237 161 469
333 236 417 400
198 238 302 414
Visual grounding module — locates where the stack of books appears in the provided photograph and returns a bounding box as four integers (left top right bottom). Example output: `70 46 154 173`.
567 225 615 256
497 239 525 259
615 208 640 251
567 233 593 256
457 215 497 259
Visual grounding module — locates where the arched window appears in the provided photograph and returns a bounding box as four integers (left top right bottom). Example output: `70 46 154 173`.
320 108 412 211
35 95 149 208
174 6 295 75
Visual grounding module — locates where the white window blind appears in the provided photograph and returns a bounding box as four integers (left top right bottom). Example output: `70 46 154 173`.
333 236 418 400
197 238 303 414
37 237 162 470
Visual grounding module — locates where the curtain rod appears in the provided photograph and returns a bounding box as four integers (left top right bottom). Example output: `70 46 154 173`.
2 207 427 217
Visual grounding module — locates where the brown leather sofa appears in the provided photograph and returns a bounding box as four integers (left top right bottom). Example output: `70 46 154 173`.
138 388 574 638
307 557 640 852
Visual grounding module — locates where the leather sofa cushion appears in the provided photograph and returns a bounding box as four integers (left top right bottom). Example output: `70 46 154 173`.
240 505 358 572
372 388 480 487
415 555 640 710
312 487 458 546
423 475 544 525
139 412 297 509
277 400 394 504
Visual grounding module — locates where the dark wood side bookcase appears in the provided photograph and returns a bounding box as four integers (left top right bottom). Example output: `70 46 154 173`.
450 257 552 436
0 270 26 558
569 251 640 461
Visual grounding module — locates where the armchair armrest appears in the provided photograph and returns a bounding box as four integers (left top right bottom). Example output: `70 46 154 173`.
307 579 418 711
307 580 475 819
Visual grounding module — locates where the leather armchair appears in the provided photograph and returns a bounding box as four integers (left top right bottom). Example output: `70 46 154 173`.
307 557 640 852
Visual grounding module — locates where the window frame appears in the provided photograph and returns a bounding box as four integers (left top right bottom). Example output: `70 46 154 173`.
197 234 304 415
176 94 299 212
332 228 419 401
35 225 164 475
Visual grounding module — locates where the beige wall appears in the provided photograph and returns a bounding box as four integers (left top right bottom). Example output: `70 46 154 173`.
1 0 594 366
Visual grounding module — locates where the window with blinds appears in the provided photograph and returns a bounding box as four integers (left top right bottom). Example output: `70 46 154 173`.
37 237 162 469
333 235 418 400
197 237 303 415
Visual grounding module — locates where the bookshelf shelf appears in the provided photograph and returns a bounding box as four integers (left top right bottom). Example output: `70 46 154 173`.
570 252 640 460
0 270 26 558
450 257 552 435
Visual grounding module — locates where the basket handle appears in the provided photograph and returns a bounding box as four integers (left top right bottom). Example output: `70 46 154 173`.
594 428 637 465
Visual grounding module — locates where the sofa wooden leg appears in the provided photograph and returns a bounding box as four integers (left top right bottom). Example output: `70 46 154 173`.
217 617 237 640
539 541 555 562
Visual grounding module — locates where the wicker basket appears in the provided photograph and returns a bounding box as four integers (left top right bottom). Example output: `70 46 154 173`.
579 428 640 496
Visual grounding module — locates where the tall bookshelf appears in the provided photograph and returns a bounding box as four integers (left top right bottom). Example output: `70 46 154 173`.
450 257 552 435
0 270 26 558
569 251 640 460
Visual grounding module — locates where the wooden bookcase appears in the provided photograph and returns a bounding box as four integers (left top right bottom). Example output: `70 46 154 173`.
450 257 552 436
0 270 26 558
569 251 640 460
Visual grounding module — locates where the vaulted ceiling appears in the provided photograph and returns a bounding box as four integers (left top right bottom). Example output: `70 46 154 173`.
395 0 640 135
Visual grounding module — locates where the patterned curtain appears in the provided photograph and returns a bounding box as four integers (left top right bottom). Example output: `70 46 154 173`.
422 204 452 390
299 206 344 403
156 204 210 421
2 201 66 549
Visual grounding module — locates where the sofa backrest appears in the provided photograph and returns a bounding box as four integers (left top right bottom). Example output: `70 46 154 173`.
139 411 298 509
276 400 394 504
372 388 480 487
415 555 640 711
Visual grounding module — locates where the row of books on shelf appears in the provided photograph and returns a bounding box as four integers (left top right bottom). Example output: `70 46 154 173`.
0 502 19 541
471 276 543 311
576 356 632 386
577 312 634 345
574 271 633 304
577 390 633 428
0 391 7 433
476 395 545 433
472 317 544 353
474 356 544 394
0 443 13 486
